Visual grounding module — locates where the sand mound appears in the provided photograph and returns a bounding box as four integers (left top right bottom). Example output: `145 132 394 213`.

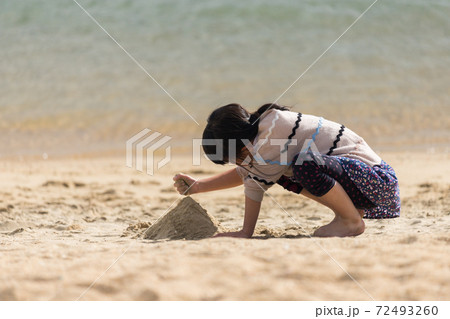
143 197 220 240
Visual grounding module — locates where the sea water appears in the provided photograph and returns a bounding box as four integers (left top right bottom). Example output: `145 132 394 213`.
0 0 449 157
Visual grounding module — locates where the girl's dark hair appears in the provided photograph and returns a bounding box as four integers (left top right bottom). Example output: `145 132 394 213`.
202 103 289 165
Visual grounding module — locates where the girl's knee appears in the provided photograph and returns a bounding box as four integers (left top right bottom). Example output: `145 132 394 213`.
294 161 335 197
294 160 320 179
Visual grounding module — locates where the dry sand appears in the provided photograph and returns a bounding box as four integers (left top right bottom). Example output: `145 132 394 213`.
0 152 449 300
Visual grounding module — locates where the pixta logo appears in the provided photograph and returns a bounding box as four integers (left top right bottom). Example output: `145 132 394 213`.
126 129 172 175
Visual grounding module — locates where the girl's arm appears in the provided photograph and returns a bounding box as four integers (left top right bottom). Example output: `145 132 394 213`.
214 195 261 238
173 168 243 195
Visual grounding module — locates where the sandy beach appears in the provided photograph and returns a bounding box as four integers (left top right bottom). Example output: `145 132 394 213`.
0 152 449 301
1 0 450 306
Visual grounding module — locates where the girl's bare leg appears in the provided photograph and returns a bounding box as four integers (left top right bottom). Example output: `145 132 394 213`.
301 182 365 237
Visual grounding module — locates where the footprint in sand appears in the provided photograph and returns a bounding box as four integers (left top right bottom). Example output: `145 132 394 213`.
95 189 119 202
8 228 24 236
437 236 450 243
42 180 86 188
135 289 159 301
121 221 152 237
160 186 176 193
130 179 161 186
0 288 17 301
99 189 116 195
159 197 178 203
418 182 433 189
1 202 12 210
186 169 215 175
399 235 418 244
51 224 83 231
83 216 106 223
42 181 70 188
0 221 31 233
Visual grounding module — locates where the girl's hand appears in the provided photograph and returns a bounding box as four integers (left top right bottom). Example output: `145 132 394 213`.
213 230 252 239
173 173 199 195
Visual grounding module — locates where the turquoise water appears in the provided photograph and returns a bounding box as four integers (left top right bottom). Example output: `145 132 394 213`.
0 0 449 156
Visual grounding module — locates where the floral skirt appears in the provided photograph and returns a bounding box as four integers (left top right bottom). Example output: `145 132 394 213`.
277 156 401 219
338 157 400 218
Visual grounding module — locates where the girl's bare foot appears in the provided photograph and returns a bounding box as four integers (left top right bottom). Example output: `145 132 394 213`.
301 183 366 237
313 216 365 237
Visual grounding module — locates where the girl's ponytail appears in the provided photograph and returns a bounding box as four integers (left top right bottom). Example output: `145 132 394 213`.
249 103 290 125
